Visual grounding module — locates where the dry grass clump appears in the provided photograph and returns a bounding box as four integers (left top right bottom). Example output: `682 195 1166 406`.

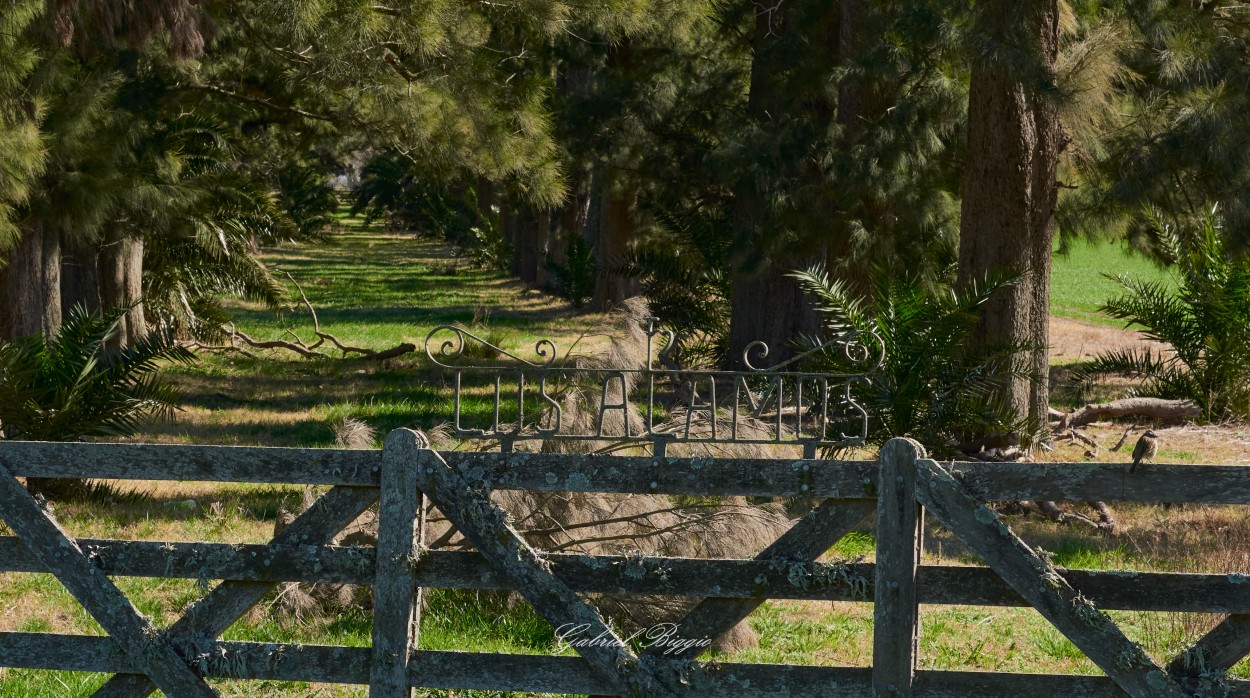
530 297 652 453
1120 505 1250 660
331 417 377 450
263 484 789 652
263 487 377 621
509 490 788 652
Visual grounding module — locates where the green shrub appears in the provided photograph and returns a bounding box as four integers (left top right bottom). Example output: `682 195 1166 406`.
0 304 194 441
462 206 512 274
351 149 469 235
791 264 1036 457
545 235 597 308
1078 207 1250 419
276 165 338 239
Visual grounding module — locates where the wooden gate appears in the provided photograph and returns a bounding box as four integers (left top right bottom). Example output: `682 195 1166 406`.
0 433 1249 696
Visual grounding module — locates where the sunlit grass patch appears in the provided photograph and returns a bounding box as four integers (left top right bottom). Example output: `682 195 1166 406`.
1051 238 1174 327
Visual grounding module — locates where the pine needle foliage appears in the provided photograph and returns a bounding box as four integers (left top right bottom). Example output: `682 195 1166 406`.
0 304 194 441
617 204 732 368
1077 207 1250 419
791 264 1037 457
0 0 45 249
1078 1 1250 254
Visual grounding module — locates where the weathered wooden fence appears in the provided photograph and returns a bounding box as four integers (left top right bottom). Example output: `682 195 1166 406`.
1 433 1249 696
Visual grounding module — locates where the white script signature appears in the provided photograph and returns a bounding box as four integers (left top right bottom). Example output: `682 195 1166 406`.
554 622 713 656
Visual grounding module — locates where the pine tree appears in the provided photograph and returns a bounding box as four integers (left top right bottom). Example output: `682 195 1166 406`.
0 1 46 291
958 0 1064 440
1074 1 1250 254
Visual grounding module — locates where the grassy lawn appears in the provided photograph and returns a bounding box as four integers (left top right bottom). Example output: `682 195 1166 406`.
135 215 616 448
4 218 1248 695
1050 237 1175 326
225 213 603 352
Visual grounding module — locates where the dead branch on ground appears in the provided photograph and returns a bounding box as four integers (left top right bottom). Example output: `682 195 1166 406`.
1051 397 1199 429
185 272 415 361
1036 500 1119 535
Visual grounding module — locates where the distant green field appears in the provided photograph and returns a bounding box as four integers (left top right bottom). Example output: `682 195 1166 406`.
1050 238 1175 326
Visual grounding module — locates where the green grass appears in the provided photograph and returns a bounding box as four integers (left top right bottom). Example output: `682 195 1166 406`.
223 214 587 352
134 214 607 449
1050 238 1175 326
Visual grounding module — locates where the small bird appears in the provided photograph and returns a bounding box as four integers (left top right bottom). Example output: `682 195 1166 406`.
1130 430 1159 473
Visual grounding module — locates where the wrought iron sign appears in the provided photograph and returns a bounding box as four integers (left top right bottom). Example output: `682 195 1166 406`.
424 318 883 457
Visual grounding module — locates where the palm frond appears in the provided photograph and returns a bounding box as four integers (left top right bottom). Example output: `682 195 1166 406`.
0 305 194 441
1086 207 1250 419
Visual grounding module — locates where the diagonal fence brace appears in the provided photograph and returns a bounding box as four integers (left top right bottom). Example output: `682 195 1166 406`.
641 498 875 662
914 457 1187 697
1167 613 1250 691
94 484 380 697
398 429 675 697
0 462 217 697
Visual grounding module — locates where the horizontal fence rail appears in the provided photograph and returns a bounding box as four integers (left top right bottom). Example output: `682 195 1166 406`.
3 440 1250 503
1 542 1248 613
0 436 1249 696
9 634 1248 698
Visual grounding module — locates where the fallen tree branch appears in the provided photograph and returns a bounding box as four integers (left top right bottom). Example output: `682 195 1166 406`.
187 274 417 361
1068 428 1101 452
1090 501 1120 535
1037 500 1118 535
182 339 258 359
1110 426 1134 452
1062 397 1200 427
230 326 325 358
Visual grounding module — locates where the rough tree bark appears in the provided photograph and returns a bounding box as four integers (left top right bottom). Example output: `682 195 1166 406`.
727 0 834 368
60 242 101 319
728 272 822 369
591 180 640 311
543 63 595 293
476 177 496 221
828 0 888 299
508 203 547 287
97 230 145 348
0 224 61 341
958 0 1063 437
590 41 641 313
548 177 592 276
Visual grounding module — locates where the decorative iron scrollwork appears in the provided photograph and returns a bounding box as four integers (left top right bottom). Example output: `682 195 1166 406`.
422 318 883 455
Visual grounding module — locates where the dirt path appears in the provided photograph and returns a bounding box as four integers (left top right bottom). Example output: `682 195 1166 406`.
1049 316 1167 364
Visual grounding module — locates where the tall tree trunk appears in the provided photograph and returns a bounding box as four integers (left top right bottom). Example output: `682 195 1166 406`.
41 227 62 333
509 204 547 286
476 177 496 217
0 224 61 341
98 231 145 348
60 241 101 319
958 0 1063 437
547 62 595 293
828 0 886 298
592 180 640 311
727 0 832 368
728 271 822 370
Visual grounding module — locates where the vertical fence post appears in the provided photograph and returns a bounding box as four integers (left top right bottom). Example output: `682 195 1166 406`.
371 429 428 698
873 438 924 697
